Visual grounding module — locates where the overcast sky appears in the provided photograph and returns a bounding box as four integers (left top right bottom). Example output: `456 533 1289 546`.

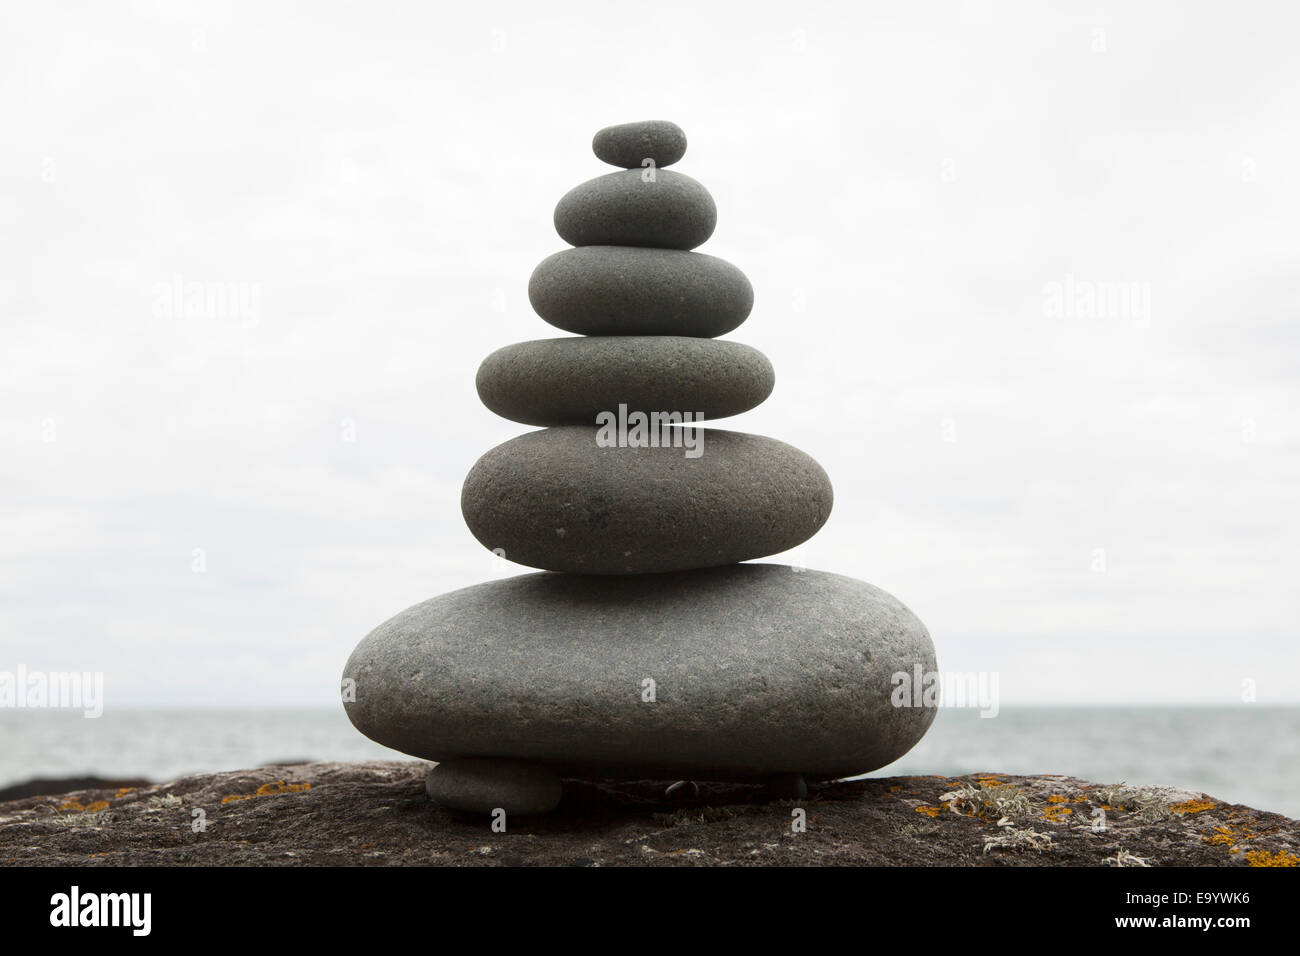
2 1 1297 708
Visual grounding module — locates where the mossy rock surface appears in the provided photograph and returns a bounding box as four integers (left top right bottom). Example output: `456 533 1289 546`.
2 762 1297 866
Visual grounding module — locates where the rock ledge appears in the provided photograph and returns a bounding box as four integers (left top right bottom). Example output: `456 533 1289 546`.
2 762 1296 867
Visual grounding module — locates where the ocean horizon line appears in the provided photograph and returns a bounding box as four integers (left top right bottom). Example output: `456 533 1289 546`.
5 702 1295 713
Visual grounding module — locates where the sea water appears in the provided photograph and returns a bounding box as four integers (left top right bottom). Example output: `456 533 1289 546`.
1 705 1296 817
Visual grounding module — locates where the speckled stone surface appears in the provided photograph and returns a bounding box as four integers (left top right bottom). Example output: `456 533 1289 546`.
528 246 753 337
592 119 687 169
554 169 716 250
460 426 832 574
342 565 938 781
424 758 561 815
475 336 774 426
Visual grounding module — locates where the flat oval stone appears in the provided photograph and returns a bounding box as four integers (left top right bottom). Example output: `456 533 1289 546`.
528 246 753 337
475 337 774 427
460 426 832 574
554 169 716 250
592 120 687 169
425 758 561 815
342 565 938 781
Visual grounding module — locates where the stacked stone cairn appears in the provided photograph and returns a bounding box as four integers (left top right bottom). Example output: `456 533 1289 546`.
343 121 938 816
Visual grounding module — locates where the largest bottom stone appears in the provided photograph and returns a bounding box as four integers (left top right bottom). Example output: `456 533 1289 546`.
342 564 938 781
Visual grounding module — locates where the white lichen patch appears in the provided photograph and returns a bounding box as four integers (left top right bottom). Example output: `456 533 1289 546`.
47 811 112 828
983 827 1053 854
1103 848 1152 867
1093 782 1202 818
942 781 1038 822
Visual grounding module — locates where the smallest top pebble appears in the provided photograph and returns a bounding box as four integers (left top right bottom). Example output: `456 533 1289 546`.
593 120 687 169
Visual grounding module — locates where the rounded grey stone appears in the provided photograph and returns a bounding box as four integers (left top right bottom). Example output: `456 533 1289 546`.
475 337 774 427
424 758 561 815
528 246 753 337
342 564 939 781
460 426 832 574
592 120 687 169
765 774 808 801
554 169 716 250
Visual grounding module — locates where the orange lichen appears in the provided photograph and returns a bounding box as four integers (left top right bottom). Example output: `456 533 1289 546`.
1171 798 1215 814
1204 822 1259 852
1043 805 1074 823
256 780 310 796
1047 794 1068 804
221 780 311 804
58 799 109 813
1245 849 1299 867
914 805 942 818
115 787 135 797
